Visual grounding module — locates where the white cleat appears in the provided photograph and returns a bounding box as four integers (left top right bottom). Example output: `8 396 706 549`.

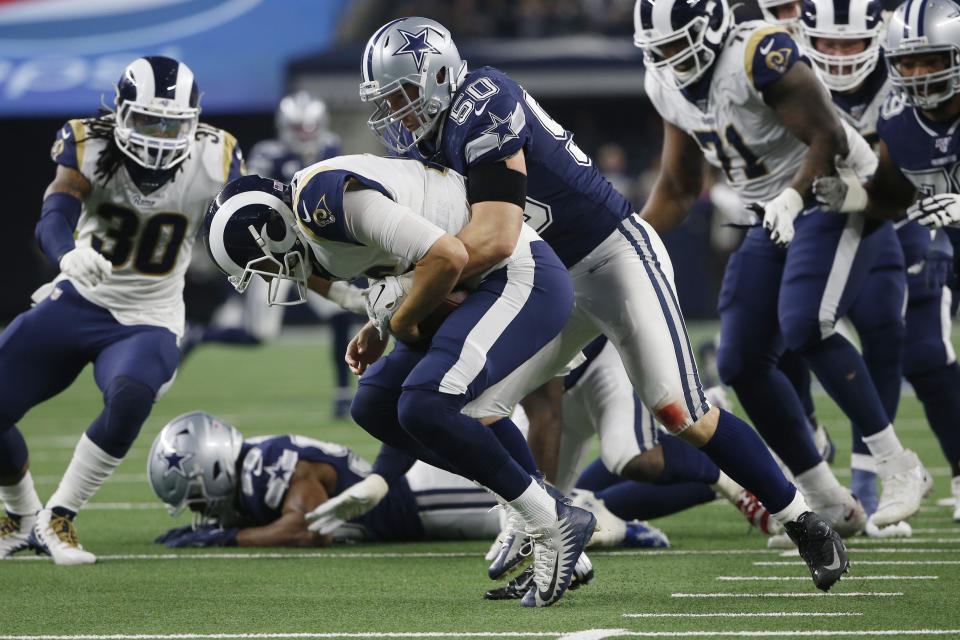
0 513 36 558
808 487 867 538
569 489 626 547
766 532 795 549
952 476 960 523
873 450 932 527
29 508 96 565
487 503 533 580
864 518 912 538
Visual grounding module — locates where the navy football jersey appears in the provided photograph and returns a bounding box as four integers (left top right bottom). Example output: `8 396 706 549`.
403 67 635 267
237 435 422 541
246 135 342 183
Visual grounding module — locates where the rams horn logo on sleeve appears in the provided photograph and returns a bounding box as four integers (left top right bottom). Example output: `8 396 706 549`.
765 48 793 74
312 194 336 228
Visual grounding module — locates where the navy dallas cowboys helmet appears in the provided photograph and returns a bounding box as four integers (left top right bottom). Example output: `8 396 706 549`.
203 175 312 306
798 0 884 92
360 16 468 153
113 56 200 170
633 0 732 89
148 412 244 526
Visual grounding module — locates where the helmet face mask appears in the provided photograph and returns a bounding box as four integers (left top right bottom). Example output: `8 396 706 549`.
885 0 960 111
204 175 313 307
799 0 883 92
760 0 803 32
113 56 200 171
277 91 330 158
148 412 244 527
360 17 465 153
633 0 731 90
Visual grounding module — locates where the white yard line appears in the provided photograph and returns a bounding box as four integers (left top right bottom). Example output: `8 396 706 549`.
716 576 936 581
622 613 863 618
782 547 960 555
755 560 960 566
843 538 960 544
7 632 960 640
671 592 903 598
34 474 147 484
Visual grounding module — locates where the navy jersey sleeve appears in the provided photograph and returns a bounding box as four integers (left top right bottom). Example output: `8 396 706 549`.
745 27 801 91
238 437 301 525
293 167 393 244
50 120 85 171
447 69 531 167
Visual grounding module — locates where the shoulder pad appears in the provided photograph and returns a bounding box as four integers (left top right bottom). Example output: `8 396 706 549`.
50 119 87 170
293 165 392 243
194 123 245 183
743 25 798 90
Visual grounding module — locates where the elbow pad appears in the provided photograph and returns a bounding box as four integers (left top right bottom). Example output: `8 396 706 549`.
466 162 527 209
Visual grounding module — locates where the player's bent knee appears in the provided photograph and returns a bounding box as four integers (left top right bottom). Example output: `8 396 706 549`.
779 312 823 354
616 449 664 482
86 376 156 458
396 388 461 439
350 385 399 436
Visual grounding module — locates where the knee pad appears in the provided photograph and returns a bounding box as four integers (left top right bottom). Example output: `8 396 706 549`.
350 384 402 440
779 311 822 354
85 376 155 458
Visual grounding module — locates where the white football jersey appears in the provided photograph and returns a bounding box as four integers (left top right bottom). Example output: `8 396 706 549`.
292 155 500 280
646 22 810 205
48 119 242 337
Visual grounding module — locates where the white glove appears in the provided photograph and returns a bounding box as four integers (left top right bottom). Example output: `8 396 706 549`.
906 193 960 230
305 473 390 535
362 273 414 340
59 247 112 288
812 157 868 214
759 187 804 248
326 280 367 315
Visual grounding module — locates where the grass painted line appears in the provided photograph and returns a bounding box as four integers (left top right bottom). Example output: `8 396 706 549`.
34 474 147 485
8 552 483 561
781 547 960 556
716 575 937 580
622 613 863 618
8 632 960 640
934 498 956 507
82 503 165 510
842 537 960 544
910 528 960 534
755 560 960 566
671 592 903 598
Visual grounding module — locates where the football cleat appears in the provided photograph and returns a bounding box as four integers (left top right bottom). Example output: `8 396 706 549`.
29 508 96 565
784 511 849 591
733 489 782 535
812 422 836 464
953 476 960 523
0 514 36 558
569 489 626 547
622 521 670 548
521 500 596 607
485 552 594 600
873 449 932 527
766 532 794 549
864 518 912 538
808 487 867 538
488 504 534 580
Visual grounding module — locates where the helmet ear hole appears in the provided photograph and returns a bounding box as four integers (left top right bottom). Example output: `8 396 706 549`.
212 461 222 479
436 67 447 84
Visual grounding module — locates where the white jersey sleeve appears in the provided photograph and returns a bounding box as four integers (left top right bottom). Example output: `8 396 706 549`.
342 188 446 266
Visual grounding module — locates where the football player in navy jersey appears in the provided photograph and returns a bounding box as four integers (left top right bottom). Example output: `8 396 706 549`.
0 57 243 565
813 0 960 521
358 16 849 592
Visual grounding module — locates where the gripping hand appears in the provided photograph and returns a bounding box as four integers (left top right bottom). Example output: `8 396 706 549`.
813 158 868 213
155 523 238 548
59 247 112 288
305 473 389 535
757 187 804 248
907 193 960 230
363 274 413 340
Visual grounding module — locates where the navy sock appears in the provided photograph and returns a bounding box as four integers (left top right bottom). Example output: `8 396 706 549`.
371 444 418 485
911 363 960 476
351 385 462 476
51 505 77 520
575 458 621 493
658 434 721 485
730 367 822 475
488 417 539 476
398 389 531 501
596 480 716 520
330 313 355 389
802 333 890 437
699 409 796 513
0 426 28 477
779 350 815 419
858 325 904 424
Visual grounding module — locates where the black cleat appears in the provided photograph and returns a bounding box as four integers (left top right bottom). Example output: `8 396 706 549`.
785 511 850 591
483 553 595 600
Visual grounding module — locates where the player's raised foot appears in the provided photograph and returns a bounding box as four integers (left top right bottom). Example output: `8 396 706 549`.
0 513 37 558
29 508 95 565
784 511 849 591
488 504 534 580
520 501 596 608
485 553 594 600
569 489 625 547
873 449 932 527
951 476 960 523
812 422 835 465
808 487 867 538
733 489 782 535
622 521 670 548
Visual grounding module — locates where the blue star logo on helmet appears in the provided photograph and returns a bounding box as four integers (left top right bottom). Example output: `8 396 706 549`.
481 111 520 149
393 28 442 71
162 450 193 477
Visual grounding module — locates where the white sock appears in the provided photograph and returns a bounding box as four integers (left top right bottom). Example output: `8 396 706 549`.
710 471 742 503
772 489 809 525
862 424 904 461
795 460 843 498
508 479 557 529
47 434 123 513
0 471 43 517
850 452 877 474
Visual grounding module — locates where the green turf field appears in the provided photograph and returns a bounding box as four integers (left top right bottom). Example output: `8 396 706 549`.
4 329 959 639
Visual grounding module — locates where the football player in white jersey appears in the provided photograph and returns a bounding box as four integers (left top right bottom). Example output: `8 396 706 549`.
633 0 931 534
0 57 244 565
813 0 960 521
204 156 596 607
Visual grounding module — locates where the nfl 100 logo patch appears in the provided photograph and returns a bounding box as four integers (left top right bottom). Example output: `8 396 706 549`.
935 137 951 154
